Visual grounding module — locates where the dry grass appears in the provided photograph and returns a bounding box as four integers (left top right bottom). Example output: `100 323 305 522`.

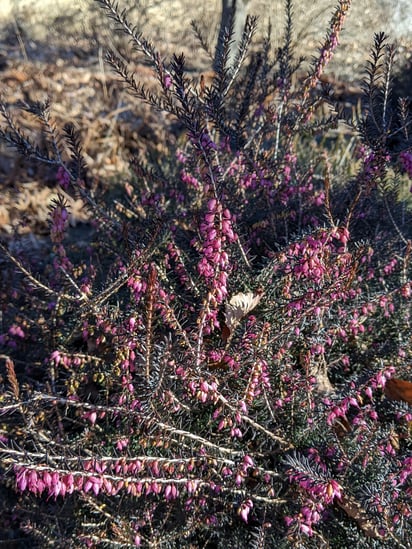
2 1 412 77
0 0 411 236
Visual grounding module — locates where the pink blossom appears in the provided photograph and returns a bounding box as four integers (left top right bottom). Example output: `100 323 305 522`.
83 411 97 425
8 324 25 339
164 484 179 501
56 166 70 189
364 386 373 400
238 499 253 523
163 74 172 89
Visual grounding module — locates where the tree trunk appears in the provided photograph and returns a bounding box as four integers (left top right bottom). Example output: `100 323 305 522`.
214 0 249 71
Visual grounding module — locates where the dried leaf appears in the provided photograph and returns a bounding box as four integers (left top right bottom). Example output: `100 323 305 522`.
224 290 263 333
5 357 19 400
385 378 412 404
338 494 385 539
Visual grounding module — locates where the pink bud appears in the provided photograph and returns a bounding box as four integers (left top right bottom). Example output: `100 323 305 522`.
84 479 93 493
238 499 253 523
16 469 28 491
207 198 217 212
364 386 373 399
243 455 254 468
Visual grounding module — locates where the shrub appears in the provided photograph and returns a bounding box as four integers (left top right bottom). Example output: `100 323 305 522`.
1 0 412 547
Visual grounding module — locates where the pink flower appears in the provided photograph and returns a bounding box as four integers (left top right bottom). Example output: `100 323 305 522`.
238 499 253 523
243 455 254 468
8 324 25 339
56 166 70 189
163 74 172 89
326 479 342 502
16 467 28 491
164 484 179 501
364 386 373 400
300 523 314 536
83 411 97 425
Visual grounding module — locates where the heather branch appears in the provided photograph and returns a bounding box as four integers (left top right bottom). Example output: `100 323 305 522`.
1 1 412 545
190 20 213 61
0 447 283 485
0 242 88 303
1 392 248 458
150 418 251 458
383 194 409 246
300 0 351 116
145 263 158 381
19 98 64 163
95 0 163 68
215 393 292 449
104 50 177 115
0 100 57 166
0 448 234 468
224 15 259 95
3 448 287 507
381 44 395 134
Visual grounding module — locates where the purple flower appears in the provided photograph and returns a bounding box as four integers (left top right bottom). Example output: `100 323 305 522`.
399 150 412 179
238 499 253 523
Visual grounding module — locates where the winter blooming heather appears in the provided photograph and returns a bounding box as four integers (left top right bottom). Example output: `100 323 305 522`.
0 0 412 547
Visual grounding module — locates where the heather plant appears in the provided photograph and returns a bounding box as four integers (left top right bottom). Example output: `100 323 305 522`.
1 0 412 547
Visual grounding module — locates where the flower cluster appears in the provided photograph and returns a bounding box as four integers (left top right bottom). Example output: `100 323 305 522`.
285 457 343 537
360 147 391 188
56 166 71 190
14 454 214 500
196 199 237 295
244 358 271 407
281 227 350 287
192 198 238 331
302 0 351 105
399 150 412 180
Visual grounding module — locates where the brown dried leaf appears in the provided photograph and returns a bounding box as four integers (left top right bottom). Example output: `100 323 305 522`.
385 378 412 404
224 290 263 333
337 494 385 540
5 357 20 400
